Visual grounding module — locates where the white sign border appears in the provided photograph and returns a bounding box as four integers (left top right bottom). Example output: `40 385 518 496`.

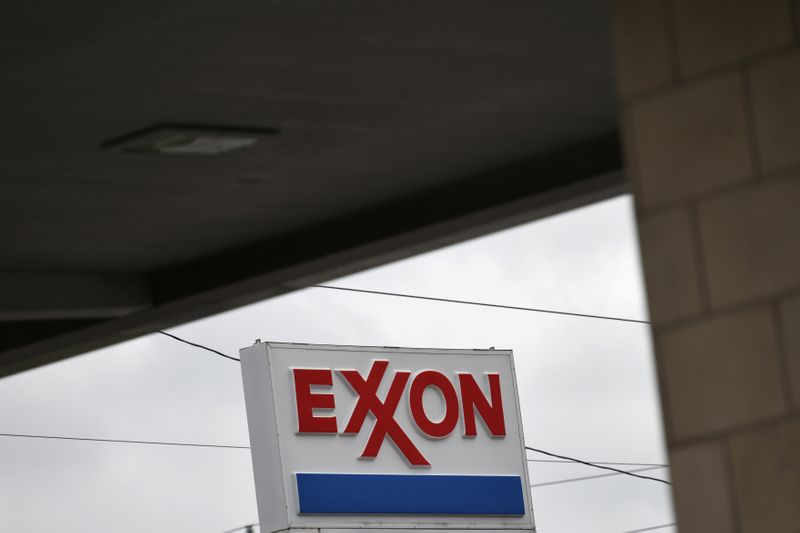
241 342 536 533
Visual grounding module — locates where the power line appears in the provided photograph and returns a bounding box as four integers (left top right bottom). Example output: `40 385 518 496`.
532 465 667 488
150 331 669 487
156 283 651 363
16 287 667 528
222 524 258 533
622 524 676 533
313 284 650 325
157 330 240 361
218 521 677 533
526 446 671 485
0 432 670 487
126 333 672 487
218 519 676 533
217 517 675 532
528 458 668 467
152 332 672 484
0 432 249 450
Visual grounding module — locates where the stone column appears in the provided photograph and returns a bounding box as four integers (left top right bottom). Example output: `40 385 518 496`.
609 0 800 531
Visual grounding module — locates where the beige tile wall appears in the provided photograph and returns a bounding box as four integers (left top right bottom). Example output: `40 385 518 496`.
610 0 800 530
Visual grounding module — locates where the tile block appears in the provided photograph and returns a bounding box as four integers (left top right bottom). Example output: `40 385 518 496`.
750 49 800 173
699 174 800 307
637 207 704 325
610 0 674 97
660 307 786 439
673 0 793 75
670 441 736 533
730 418 800 532
779 295 800 410
630 73 752 207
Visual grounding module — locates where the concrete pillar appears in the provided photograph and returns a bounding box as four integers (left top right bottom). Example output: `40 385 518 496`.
609 0 800 531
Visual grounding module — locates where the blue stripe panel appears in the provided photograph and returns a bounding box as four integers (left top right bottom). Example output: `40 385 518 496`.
295 473 525 516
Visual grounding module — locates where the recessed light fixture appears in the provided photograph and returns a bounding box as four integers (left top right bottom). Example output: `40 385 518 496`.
104 124 279 156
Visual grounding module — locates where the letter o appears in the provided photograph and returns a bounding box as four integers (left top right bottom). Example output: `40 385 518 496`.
409 370 459 438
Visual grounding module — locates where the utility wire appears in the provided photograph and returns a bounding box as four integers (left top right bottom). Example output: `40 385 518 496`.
313 284 650 325
0 432 249 450
0 433 670 487
18 292 667 530
220 521 675 533
157 330 240 361
221 524 258 533
157 283 651 362
528 458 668 467
150 331 670 485
532 465 667 488
526 446 671 485
622 524 676 533
0 433 669 486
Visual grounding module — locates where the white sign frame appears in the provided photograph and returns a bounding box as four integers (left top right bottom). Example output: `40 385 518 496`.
240 342 535 533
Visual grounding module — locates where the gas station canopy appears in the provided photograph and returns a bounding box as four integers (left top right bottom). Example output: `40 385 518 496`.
0 0 622 377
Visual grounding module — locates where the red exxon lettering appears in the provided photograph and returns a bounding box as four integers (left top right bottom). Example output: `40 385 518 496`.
458 373 506 437
293 362 509 465
339 360 430 466
293 368 337 433
409 370 459 438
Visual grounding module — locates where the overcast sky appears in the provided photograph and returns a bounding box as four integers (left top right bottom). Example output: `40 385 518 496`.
0 194 675 533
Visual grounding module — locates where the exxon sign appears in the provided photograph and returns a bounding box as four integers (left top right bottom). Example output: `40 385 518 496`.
240 342 535 533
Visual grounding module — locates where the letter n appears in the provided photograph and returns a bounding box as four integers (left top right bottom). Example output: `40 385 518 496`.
458 373 506 437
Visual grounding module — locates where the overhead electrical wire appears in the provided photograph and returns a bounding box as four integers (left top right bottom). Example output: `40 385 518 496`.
531 465 667 487
312 284 650 325
157 330 240 361
15 285 669 530
149 331 672 486
622 524 677 533
0 433 668 483
0 433 670 487
158 279 653 362
222 525 675 533
528 458 667 467
221 524 259 533
0 432 249 450
525 447 671 485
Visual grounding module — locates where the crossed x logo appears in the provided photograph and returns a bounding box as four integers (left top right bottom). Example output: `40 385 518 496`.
339 360 429 466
